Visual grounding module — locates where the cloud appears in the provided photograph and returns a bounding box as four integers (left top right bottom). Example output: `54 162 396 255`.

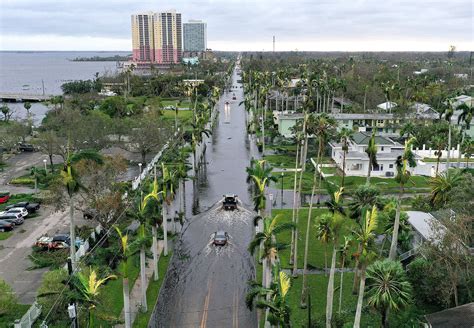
0 0 472 50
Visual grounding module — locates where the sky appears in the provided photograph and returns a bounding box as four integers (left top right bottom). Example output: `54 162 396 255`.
0 0 472 51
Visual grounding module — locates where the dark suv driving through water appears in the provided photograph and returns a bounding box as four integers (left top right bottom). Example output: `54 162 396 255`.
213 231 229 246
223 194 238 210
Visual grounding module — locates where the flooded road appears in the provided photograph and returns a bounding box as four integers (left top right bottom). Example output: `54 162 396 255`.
150 65 258 327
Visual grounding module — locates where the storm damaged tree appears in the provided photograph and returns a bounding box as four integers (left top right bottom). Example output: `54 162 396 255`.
126 111 172 164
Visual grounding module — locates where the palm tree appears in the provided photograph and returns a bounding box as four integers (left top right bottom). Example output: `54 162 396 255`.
338 128 354 188
338 235 353 314
60 152 82 271
315 214 332 273
24 102 32 131
353 206 379 328
389 138 417 260
442 101 454 171
134 201 151 313
246 266 292 328
325 188 345 328
348 184 382 221
456 103 473 167
399 122 416 140
429 169 463 208
365 259 413 328
365 131 378 184
246 159 277 215
248 215 294 290
300 113 337 307
432 135 446 176
142 167 164 281
114 226 133 328
72 268 117 327
461 139 473 168
161 163 177 256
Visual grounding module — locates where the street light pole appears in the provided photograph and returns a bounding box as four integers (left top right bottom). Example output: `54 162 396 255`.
138 163 143 203
268 193 273 218
280 172 284 208
43 159 47 173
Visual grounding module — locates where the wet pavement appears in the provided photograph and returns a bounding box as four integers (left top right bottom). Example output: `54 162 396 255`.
150 66 258 327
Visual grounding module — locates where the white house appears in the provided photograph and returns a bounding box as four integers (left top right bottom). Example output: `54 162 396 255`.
329 132 410 177
410 102 439 119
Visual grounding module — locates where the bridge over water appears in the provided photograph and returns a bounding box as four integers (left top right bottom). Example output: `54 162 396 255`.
0 93 52 102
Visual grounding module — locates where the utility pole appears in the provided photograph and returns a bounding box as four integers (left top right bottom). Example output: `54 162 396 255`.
272 36 275 52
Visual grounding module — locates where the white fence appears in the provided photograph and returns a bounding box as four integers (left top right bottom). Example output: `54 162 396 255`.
412 144 461 159
14 302 42 328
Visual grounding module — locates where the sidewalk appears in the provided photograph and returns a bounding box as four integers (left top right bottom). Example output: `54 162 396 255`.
115 240 164 327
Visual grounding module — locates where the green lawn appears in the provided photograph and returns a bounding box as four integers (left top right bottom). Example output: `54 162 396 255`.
321 167 338 175
0 194 41 211
133 254 172 327
271 171 316 194
0 303 30 327
273 209 358 270
287 273 380 327
326 175 431 194
95 255 141 326
160 109 193 121
161 99 192 108
265 154 298 168
0 231 13 240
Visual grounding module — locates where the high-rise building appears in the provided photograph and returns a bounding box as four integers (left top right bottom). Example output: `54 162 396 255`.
183 20 207 52
131 12 155 62
131 10 182 64
154 11 182 64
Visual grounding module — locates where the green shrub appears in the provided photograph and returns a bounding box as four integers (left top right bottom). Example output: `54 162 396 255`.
28 248 69 270
10 177 35 185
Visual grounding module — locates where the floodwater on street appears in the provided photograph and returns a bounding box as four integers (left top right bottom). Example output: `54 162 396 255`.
150 66 258 327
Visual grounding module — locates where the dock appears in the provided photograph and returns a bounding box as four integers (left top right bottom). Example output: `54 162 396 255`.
0 93 52 102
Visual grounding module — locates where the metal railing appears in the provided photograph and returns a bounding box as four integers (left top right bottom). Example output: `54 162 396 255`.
14 302 42 328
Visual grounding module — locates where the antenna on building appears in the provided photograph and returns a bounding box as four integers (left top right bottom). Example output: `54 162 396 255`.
273 36 275 52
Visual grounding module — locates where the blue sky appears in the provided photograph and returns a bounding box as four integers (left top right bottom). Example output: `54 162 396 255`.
0 0 472 51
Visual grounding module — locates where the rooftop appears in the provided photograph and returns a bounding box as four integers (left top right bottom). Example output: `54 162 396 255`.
352 132 395 145
406 211 444 243
425 302 474 328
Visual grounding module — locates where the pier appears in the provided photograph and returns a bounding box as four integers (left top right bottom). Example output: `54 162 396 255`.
0 93 52 102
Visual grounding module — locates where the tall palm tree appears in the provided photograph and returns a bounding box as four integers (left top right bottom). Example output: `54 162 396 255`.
389 138 417 260
246 266 292 328
432 135 446 176
325 188 345 328
338 235 353 314
365 259 413 328
248 215 294 290
301 113 337 308
72 268 117 327
246 159 277 215
338 128 354 188
161 163 177 256
353 206 379 328
114 226 133 328
60 152 82 271
365 131 378 184
429 169 463 208
461 139 473 168
142 174 163 281
315 214 332 273
456 103 473 167
134 201 151 312
443 101 454 171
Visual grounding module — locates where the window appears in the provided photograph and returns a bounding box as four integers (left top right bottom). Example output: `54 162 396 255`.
389 164 393 168
381 146 384 151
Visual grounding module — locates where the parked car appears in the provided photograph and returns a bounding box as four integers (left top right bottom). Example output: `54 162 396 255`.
0 220 14 232
35 236 52 249
0 192 10 204
49 234 71 249
213 231 229 246
0 213 24 225
223 194 238 210
5 201 40 213
6 207 28 218
18 143 35 152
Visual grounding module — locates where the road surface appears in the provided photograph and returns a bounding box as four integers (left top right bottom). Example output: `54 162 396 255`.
150 65 258 327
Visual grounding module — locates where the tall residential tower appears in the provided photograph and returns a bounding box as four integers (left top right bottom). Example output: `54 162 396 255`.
183 20 207 52
131 10 182 64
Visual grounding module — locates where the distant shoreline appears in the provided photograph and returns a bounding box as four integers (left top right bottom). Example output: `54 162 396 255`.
70 54 132 62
